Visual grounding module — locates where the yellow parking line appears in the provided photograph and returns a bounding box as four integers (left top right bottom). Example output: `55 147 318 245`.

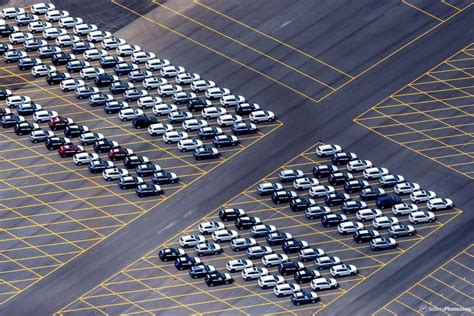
401 0 445 22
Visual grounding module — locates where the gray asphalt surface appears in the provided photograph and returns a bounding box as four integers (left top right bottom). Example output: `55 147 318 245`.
0 0 473 314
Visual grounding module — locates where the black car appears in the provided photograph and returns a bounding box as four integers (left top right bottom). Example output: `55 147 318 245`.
123 155 148 169
278 262 305 276
234 216 261 230
76 86 99 99
290 198 316 212
212 135 239 147
193 147 220 160
66 60 88 73
360 187 386 201
0 43 12 55
189 264 215 279
324 193 350 206
64 125 88 137
88 159 113 173
0 89 12 100
51 52 74 66
93 139 119 153
16 102 41 115
187 98 211 111
151 171 179 184
1 115 24 128
204 272 233 287
0 25 17 37
95 74 117 87
17 57 40 70
231 122 258 135
132 115 158 129
282 240 309 254
175 255 201 270
219 208 246 222
135 163 161 177
235 103 260 115
272 190 297 204
118 176 144 189
104 101 128 114
343 180 370 193
341 201 367 214
114 63 136 76
14 122 38 135
158 247 185 262
46 72 69 85
294 269 320 284
291 291 320 305
353 229 380 243
312 165 339 178
136 184 162 197
328 172 353 185
331 152 358 165
44 137 69 150
197 126 223 140
109 81 133 94
321 214 347 227
71 41 94 53
100 55 122 68
266 232 293 246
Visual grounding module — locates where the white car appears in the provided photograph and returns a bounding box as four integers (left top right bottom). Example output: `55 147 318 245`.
363 167 389 180
392 203 418 216
409 211 436 224
157 84 183 97
145 58 171 71
101 37 126 50
226 259 253 273
198 221 225 234
9 32 33 44
83 49 107 61
205 87 230 99
6 95 31 108
274 284 301 297
202 107 226 120
347 160 372 172
258 275 286 289
80 67 105 80
356 209 383 222
1 7 25 19
337 221 364 235
177 139 203 152
87 30 112 42
137 96 162 109
427 198 453 210
59 16 83 28
394 182 421 194
220 95 245 107
73 152 99 166
143 77 168 90
249 110 276 123
148 123 173 136
182 119 208 132
411 190 437 203
60 79 85 92
56 34 80 47
73 23 98 36
33 110 58 123
309 185 335 197
160 65 185 78
262 254 289 267
179 235 205 247
102 168 129 181
45 10 69 22
153 103 177 116
190 79 216 92
131 51 156 63
310 278 338 291
116 44 141 56
31 3 55 15
163 131 188 144
315 144 342 157
28 21 51 33
373 216 399 229
242 267 268 281
217 114 242 127
212 229 238 242
42 27 66 39
118 108 143 121
293 178 319 190
330 264 357 277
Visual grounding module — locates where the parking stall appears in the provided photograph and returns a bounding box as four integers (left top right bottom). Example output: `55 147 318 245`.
0 4 281 304
57 142 463 315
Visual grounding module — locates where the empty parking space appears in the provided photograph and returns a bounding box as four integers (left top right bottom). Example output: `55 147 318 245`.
355 42 474 180
0 6 280 304
375 244 473 315
57 142 463 315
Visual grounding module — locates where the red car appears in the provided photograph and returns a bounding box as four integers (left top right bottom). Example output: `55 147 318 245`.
48 116 74 130
58 144 85 158
107 147 134 161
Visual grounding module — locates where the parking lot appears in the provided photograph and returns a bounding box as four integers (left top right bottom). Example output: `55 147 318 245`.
57 142 463 315
0 7 281 304
375 244 473 315
355 42 474 180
